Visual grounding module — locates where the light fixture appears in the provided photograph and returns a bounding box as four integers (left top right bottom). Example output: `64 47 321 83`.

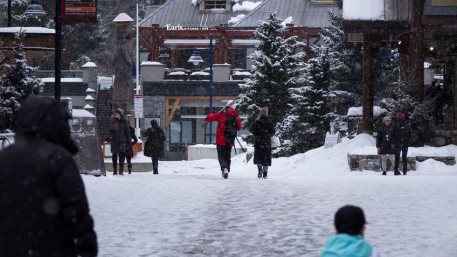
429 46 435 51
187 50 204 66
24 0 46 16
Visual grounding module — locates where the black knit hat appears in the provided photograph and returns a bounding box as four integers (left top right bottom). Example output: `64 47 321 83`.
334 205 367 235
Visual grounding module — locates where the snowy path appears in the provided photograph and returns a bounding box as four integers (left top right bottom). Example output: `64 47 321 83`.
83 159 457 257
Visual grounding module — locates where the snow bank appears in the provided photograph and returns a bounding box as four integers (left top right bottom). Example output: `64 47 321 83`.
347 106 387 117
232 1 262 12
343 0 384 20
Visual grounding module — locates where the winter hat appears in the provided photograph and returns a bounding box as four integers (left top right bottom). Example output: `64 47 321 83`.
150 119 158 126
396 112 406 121
114 108 125 117
382 116 392 122
334 205 367 236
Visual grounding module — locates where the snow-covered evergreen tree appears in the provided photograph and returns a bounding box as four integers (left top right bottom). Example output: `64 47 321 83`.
0 32 43 131
238 13 305 129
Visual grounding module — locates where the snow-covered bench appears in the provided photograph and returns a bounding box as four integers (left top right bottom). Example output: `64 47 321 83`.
348 146 455 171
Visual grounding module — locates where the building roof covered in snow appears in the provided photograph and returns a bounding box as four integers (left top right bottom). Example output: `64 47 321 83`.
235 0 338 28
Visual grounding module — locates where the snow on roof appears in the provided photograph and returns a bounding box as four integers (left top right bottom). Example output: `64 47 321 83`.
191 71 210 76
228 14 246 25
231 39 259 45
85 95 95 100
232 1 262 12
347 106 387 117
72 109 95 118
169 71 187 75
0 27 55 34
342 0 384 21
83 104 95 109
86 88 96 92
233 71 251 75
40 78 84 83
113 13 134 22
281 16 293 27
82 62 97 68
141 61 164 66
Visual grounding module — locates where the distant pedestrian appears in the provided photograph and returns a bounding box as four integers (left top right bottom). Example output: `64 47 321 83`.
249 107 275 179
205 102 241 179
109 108 131 175
376 116 396 175
321 205 380 257
125 124 138 174
392 112 411 175
143 119 166 174
0 96 98 257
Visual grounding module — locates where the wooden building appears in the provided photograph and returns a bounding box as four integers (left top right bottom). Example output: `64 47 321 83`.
137 0 339 159
343 0 457 133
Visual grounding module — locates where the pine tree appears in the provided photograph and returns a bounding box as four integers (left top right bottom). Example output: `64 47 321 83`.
238 13 305 128
0 31 43 131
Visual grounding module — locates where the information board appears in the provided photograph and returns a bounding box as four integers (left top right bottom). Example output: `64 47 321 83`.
63 0 97 24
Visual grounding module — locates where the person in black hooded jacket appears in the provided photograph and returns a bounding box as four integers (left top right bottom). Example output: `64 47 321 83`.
376 116 396 175
0 96 98 257
392 112 411 175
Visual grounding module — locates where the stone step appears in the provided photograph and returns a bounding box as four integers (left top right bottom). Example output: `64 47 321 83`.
348 154 455 171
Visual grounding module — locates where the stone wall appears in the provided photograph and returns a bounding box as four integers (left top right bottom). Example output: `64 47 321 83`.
431 129 457 146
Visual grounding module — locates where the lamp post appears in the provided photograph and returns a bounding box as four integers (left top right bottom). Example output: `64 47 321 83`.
187 35 214 143
25 0 59 100
135 0 140 137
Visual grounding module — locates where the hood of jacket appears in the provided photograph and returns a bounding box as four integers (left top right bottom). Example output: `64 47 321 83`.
225 107 238 117
14 96 78 154
321 234 373 257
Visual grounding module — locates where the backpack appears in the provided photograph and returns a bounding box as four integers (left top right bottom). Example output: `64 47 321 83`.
224 115 238 146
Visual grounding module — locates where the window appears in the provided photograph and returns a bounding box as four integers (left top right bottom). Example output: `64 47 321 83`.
431 0 457 6
228 48 247 69
169 108 196 152
204 0 226 9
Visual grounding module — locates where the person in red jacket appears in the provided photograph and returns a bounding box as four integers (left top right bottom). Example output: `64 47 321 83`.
205 104 241 179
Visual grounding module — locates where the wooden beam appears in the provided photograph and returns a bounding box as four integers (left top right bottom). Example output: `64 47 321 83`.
166 98 181 128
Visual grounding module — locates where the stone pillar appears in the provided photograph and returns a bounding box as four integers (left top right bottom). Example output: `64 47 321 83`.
141 61 165 82
362 35 375 134
112 13 135 115
82 62 98 90
212 64 231 82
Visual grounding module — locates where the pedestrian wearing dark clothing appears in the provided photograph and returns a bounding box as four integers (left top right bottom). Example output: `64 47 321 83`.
249 107 275 179
392 112 411 175
205 104 242 179
0 96 98 257
126 125 138 174
376 116 396 175
143 119 166 174
109 108 131 175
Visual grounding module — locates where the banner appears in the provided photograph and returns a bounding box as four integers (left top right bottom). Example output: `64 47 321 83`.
63 0 97 25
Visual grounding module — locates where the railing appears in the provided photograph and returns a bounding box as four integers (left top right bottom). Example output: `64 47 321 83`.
33 70 84 78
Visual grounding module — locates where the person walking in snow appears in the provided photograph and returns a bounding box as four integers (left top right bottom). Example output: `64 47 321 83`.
125 124 138 174
109 108 131 175
205 102 242 179
376 116 396 175
0 96 98 257
249 107 275 179
143 119 166 174
321 205 380 257
392 112 411 175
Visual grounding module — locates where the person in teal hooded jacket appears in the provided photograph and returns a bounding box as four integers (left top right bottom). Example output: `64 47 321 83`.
321 205 381 257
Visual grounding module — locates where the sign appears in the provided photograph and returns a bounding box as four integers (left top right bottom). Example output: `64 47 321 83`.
63 0 97 25
134 94 144 118
324 132 341 148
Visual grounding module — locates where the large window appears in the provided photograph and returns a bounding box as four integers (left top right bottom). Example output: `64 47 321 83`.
228 48 247 69
169 108 196 152
204 0 226 9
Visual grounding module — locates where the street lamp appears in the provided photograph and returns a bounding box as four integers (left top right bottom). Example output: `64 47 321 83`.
187 35 214 143
25 0 60 100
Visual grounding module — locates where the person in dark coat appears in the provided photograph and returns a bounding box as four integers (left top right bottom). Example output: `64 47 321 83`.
205 103 242 179
143 119 166 174
109 108 131 175
392 112 411 175
376 116 396 175
125 125 138 174
249 107 275 179
0 96 97 257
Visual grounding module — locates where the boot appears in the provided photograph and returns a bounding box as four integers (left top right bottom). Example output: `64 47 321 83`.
262 171 268 179
223 168 228 179
381 171 386 176
403 170 407 175
113 164 118 175
153 166 158 175
128 164 132 174
257 171 263 179
394 171 401 176
119 165 124 176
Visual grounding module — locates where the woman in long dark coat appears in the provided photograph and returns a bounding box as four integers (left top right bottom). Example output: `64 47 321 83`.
144 119 166 174
249 107 275 179
109 108 131 175
125 124 138 174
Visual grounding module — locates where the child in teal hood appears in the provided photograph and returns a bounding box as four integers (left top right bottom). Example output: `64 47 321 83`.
321 205 380 257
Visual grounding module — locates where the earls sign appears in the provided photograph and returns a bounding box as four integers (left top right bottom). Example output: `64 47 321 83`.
63 0 97 25
166 24 209 30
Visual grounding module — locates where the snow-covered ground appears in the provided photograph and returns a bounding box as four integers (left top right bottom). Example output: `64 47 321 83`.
83 135 457 257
